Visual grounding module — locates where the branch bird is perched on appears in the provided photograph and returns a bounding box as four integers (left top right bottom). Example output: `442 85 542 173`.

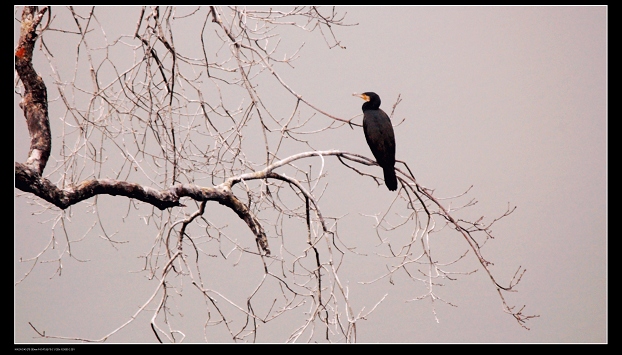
354 92 398 191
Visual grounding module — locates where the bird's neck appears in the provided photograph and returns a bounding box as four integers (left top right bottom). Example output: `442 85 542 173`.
362 102 380 111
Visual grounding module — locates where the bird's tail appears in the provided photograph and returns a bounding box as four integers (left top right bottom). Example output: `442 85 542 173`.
383 166 398 191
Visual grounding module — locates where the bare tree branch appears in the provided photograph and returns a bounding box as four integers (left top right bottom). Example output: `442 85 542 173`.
14 6 536 343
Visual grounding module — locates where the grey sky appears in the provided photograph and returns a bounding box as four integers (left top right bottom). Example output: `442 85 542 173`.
15 6 606 343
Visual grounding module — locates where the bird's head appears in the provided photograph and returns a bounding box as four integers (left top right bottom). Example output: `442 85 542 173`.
353 92 381 110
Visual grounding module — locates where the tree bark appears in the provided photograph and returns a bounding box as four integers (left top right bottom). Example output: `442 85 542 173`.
15 6 50 176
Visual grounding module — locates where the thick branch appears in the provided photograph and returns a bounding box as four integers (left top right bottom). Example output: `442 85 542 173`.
15 162 184 210
15 162 271 255
15 6 50 176
217 192 271 255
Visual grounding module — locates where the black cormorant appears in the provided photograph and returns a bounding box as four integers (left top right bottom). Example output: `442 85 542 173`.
354 92 398 191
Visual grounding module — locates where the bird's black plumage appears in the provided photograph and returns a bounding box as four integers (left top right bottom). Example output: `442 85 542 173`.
355 92 398 191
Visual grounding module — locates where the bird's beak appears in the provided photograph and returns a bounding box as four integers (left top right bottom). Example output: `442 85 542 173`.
352 93 370 102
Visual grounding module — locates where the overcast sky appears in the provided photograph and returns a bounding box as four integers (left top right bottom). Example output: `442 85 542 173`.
15 6 606 343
